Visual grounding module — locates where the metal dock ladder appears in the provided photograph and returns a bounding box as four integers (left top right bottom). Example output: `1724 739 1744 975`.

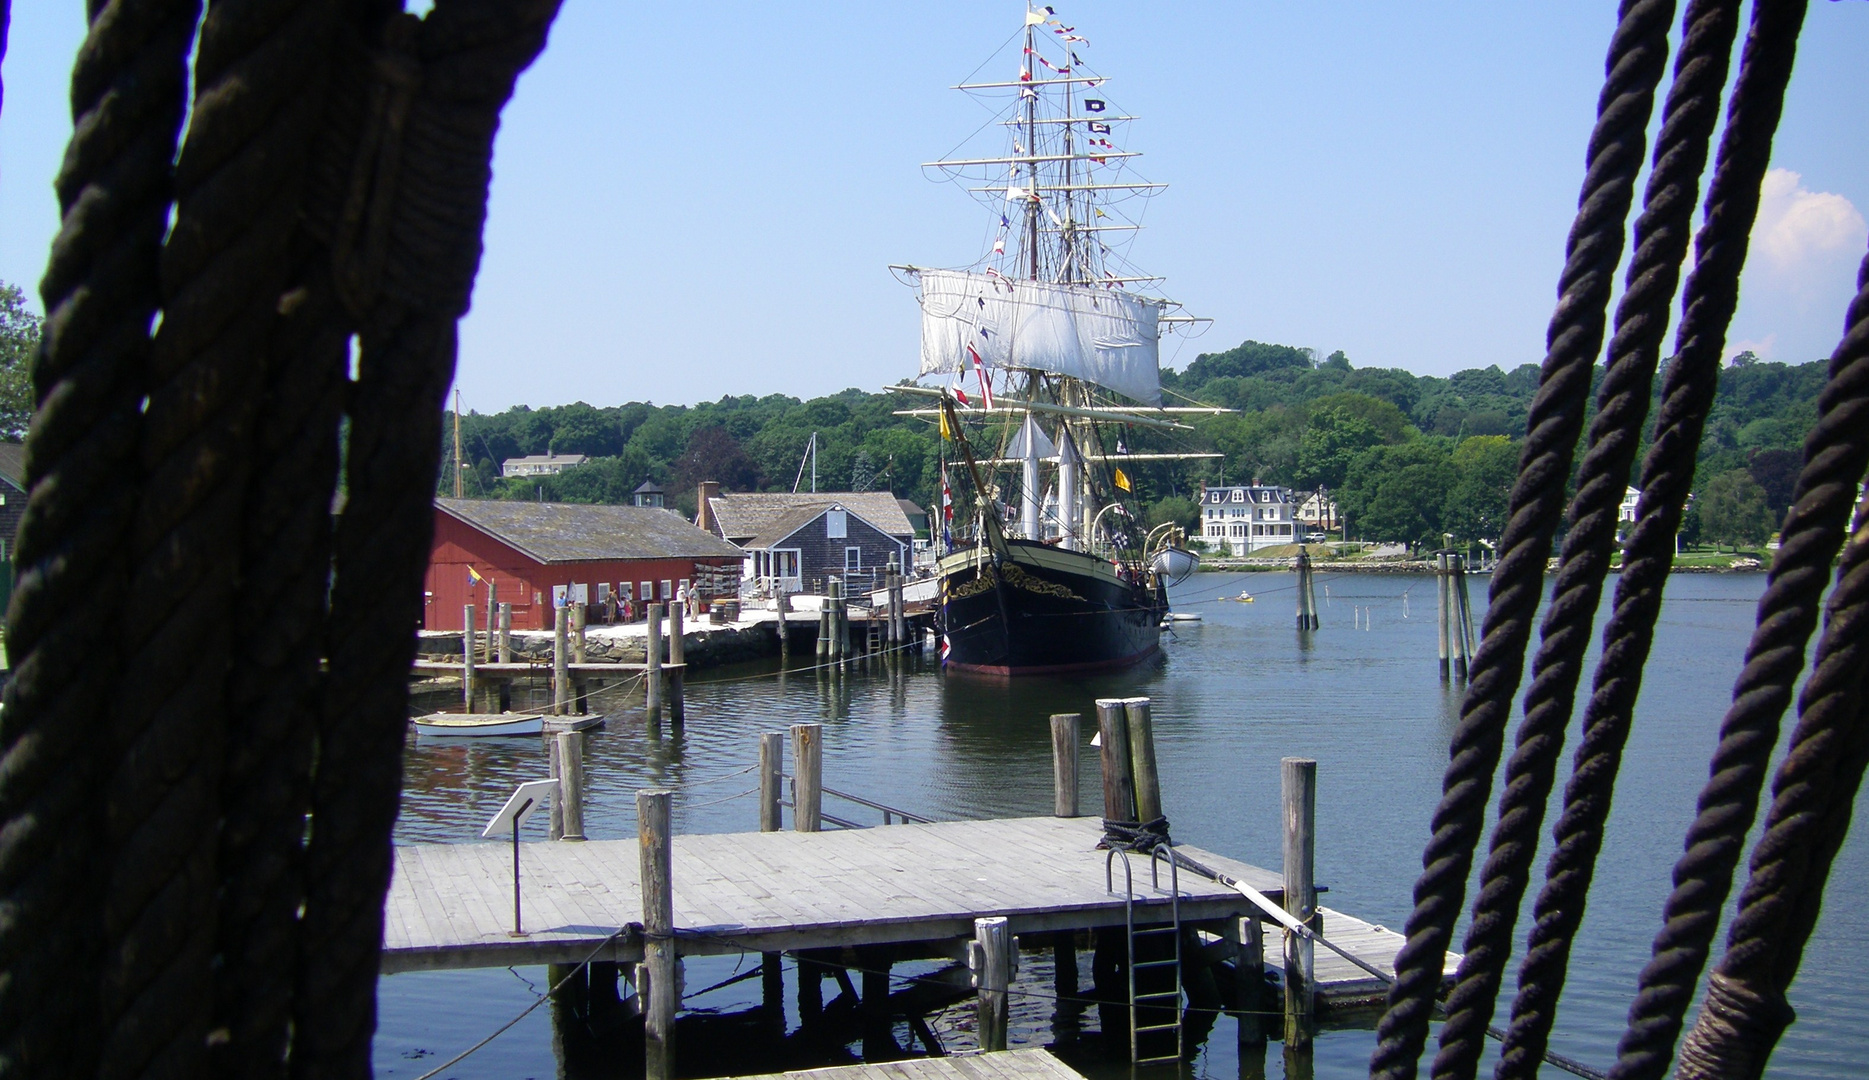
1107 844 1184 1066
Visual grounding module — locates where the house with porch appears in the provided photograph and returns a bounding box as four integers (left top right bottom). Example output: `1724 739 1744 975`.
1200 483 1301 555
695 484 914 596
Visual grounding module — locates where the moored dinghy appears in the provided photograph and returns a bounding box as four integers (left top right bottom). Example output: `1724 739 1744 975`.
413 712 547 737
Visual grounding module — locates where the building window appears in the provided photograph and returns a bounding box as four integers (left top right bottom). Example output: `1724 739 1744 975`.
826 509 847 538
845 547 862 572
1231 490 1244 503
660 579 672 600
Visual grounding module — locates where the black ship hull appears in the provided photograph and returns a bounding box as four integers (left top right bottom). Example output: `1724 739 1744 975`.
937 540 1167 675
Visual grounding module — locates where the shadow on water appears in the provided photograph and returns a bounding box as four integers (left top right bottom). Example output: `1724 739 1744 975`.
378 572 1869 1080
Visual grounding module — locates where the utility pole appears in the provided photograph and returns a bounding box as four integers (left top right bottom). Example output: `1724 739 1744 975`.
453 387 464 498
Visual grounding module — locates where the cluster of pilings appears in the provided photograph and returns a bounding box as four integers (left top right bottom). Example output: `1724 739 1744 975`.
1436 553 1477 681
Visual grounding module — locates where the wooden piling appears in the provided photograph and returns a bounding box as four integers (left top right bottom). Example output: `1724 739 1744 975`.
557 732 585 841
1050 713 1080 818
463 604 478 712
861 953 894 1060
1436 553 1451 679
1053 929 1078 998
1124 697 1162 824
973 916 1012 1052
1096 698 1137 823
485 582 498 662
1294 550 1311 630
776 590 791 662
553 604 570 715
1450 555 1469 680
816 593 830 660
547 734 565 839
759 731 784 832
645 603 663 725
792 722 822 832
498 601 512 663
638 790 676 1080
1231 914 1267 1048
668 602 685 724
1282 757 1317 1049
573 601 587 663
1454 554 1477 677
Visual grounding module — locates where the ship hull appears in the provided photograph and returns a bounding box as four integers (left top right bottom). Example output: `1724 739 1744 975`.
937 541 1166 676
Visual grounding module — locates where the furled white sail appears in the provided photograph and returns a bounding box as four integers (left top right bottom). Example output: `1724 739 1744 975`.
917 269 1163 406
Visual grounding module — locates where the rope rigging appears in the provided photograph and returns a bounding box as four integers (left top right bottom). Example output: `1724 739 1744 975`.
1435 2 1744 1077
1369 3 1679 1075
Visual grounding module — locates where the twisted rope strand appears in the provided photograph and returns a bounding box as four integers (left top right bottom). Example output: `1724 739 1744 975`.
92 0 346 1073
1433 5 1746 1079
1670 251 1869 1080
0 1 197 1074
1368 4 1674 1076
162 5 352 1078
1605 6 1816 1077
291 6 561 1077
1497 16 1759 1080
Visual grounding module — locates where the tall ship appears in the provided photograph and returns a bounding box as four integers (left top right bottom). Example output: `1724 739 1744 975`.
895 5 1213 675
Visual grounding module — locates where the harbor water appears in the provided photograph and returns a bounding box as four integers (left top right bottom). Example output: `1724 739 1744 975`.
378 571 1868 1079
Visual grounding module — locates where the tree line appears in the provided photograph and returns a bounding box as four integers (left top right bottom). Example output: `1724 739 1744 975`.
0 279 1823 551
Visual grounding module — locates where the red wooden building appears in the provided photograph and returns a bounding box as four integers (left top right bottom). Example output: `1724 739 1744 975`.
425 498 745 631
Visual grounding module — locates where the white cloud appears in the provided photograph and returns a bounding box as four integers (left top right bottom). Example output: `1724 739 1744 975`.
1752 168 1866 275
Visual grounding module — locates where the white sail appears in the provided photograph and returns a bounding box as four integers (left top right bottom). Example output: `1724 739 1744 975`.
917 269 1163 406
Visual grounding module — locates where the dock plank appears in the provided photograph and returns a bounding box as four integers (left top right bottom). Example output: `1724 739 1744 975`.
379 815 1434 1004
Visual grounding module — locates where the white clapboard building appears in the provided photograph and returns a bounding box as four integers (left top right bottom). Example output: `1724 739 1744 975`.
1201 484 1300 555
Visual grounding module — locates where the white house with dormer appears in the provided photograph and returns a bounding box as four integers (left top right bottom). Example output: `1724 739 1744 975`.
1200 483 1300 555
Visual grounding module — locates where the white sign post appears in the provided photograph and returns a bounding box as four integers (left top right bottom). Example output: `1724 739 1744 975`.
484 779 558 935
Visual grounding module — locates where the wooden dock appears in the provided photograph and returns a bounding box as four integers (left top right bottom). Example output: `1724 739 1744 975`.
380 814 1450 1005
736 1049 1087 1080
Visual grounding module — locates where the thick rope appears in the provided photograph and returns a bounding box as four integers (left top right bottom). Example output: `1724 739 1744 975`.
1671 253 1869 1080
291 5 561 1077
1604 7 1814 1076
1495 14 1765 1080
169 4 351 1077
1368 4 1674 1076
81 2 348 1076
0 1 197 1075
1434 4 1742 1078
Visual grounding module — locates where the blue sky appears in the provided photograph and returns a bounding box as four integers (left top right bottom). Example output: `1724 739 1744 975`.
4 2 1865 413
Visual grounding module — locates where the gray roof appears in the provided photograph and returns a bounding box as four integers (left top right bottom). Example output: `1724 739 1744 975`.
706 491 915 548
0 443 23 491
438 498 743 563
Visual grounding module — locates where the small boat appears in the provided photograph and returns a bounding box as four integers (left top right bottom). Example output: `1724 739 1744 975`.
413 712 546 737
1162 612 1202 623
1235 590 1255 603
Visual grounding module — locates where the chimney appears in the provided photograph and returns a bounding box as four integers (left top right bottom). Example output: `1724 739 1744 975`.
697 480 721 532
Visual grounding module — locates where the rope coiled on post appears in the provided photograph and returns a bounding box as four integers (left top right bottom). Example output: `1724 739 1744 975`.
1669 252 1869 1080
1369 4 1675 1076
291 5 561 1077
1434 4 1742 1078
0 1 199 1074
1602 5 1814 1077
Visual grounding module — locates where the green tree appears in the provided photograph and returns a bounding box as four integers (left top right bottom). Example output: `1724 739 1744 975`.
1442 435 1517 542
1337 440 1456 547
0 281 41 439
1699 468 1775 551
1294 406 1382 490
1146 495 1198 534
